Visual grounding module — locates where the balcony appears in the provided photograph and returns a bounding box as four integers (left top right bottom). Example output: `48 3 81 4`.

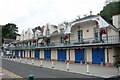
9 35 120 50
37 35 120 48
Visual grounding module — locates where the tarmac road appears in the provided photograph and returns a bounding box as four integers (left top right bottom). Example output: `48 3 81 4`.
2 59 99 78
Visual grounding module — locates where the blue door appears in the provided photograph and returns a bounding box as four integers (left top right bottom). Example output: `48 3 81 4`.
29 51 31 58
15 51 19 57
75 49 84 62
92 48 105 64
119 31 120 41
58 50 66 61
20 51 23 58
44 50 51 60
24 51 25 57
35 50 39 59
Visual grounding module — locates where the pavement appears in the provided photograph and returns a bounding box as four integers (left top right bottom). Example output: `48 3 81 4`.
2 57 120 78
0 66 19 79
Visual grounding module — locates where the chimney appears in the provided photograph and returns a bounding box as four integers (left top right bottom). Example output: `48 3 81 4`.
90 11 92 15
112 14 120 29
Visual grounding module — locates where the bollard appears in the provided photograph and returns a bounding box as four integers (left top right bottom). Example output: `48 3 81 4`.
16 56 17 61
40 59 43 67
107 62 109 67
25 58 27 63
86 62 90 74
85 61 87 65
67 61 69 71
52 60 54 68
101 62 104 67
80 61 83 65
12 56 13 60
9 56 10 60
65 60 67 64
32 59 34 65
29 75 34 80
20 57 21 62
118 64 120 77
7 56 8 60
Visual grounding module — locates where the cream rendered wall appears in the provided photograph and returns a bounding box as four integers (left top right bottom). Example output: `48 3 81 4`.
70 49 75 61
49 25 58 34
28 50 30 58
25 50 27 57
105 48 107 64
35 30 41 38
50 36 61 43
105 47 116 64
31 50 33 58
116 47 120 62
112 47 119 63
31 50 34 58
51 49 57 60
21 30 25 40
70 21 96 41
19 50 20 57
27 28 34 39
43 24 58 36
23 51 24 57
24 33 27 40
50 37 55 43
33 50 35 58
16 36 21 40
86 48 92 63
40 50 44 59
113 15 120 29
13 51 15 55
66 49 69 61
108 28 118 36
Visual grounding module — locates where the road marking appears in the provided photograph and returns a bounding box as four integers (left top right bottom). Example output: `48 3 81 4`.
0 67 27 80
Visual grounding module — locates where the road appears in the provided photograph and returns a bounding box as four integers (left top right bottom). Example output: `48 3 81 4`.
2 59 100 78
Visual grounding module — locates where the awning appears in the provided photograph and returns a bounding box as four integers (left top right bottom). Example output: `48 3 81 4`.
38 39 43 43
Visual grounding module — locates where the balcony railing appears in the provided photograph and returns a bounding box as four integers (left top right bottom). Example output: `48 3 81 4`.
9 35 120 50
37 35 120 47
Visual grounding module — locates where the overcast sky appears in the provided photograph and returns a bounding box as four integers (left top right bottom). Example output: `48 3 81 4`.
0 0 106 34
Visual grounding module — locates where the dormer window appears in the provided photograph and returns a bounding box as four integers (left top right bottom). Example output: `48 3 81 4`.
37 34 38 37
46 29 50 35
28 33 30 39
60 28 64 33
23 34 24 40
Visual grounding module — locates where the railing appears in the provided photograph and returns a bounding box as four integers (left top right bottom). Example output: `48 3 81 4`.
9 35 120 50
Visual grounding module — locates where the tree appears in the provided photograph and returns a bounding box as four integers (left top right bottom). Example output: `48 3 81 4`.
2 23 20 39
63 21 69 25
35 26 41 31
99 1 120 24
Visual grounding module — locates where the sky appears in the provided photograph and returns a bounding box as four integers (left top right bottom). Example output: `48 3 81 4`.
0 0 106 34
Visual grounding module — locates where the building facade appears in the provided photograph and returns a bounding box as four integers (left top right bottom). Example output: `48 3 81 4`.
9 15 120 66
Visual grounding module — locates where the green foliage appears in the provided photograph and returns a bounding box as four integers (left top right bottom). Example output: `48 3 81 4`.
63 21 68 25
2 23 20 39
35 26 41 30
99 1 120 24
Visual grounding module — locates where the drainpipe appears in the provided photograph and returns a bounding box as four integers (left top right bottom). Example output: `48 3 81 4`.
68 33 70 63
27 40 28 59
106 27 109 67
